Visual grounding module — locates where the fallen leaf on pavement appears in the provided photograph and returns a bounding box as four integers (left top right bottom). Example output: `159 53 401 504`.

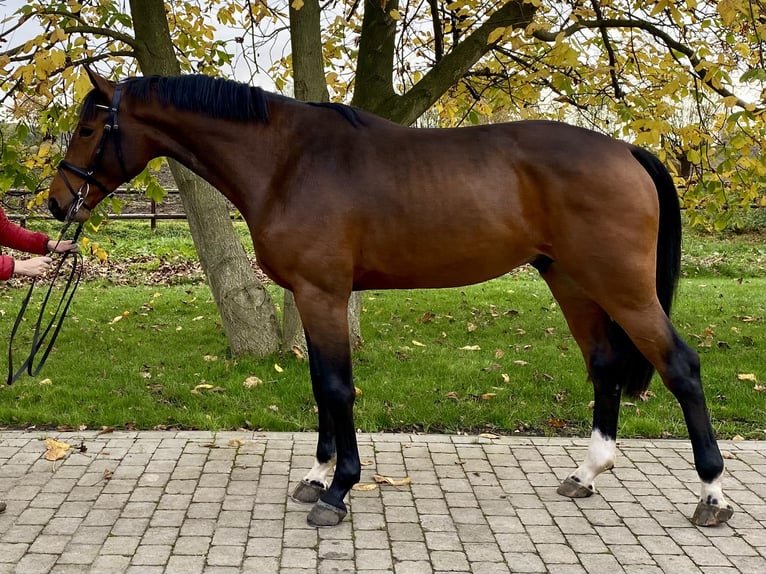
373 474 412 487
44 438 72 461
352 483 378 491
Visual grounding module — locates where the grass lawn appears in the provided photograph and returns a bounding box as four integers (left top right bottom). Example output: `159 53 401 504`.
0 220 764 438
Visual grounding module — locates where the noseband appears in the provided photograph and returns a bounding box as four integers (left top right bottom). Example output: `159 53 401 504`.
57 83 128 219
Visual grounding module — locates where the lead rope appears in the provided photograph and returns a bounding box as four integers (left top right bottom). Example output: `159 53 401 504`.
7 223 84 385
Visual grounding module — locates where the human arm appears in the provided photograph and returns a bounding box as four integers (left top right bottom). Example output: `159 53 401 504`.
0 254 53 279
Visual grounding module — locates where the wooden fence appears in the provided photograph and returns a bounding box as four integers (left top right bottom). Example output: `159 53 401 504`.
3 188 189 230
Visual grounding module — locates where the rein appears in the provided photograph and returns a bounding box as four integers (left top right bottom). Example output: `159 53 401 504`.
7 223 84 385
5 85 125 385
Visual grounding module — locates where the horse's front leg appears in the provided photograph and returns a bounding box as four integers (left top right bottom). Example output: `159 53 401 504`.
291 332 337 504
293 286 360 527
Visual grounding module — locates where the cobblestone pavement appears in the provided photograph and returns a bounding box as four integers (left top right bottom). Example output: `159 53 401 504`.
1 431 764 574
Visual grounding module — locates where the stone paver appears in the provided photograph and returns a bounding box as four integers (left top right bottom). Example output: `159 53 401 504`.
1 431 764 574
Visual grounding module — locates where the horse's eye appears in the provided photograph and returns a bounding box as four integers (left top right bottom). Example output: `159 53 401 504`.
79 127 95 137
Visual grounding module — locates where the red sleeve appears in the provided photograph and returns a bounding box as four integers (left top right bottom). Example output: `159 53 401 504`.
0 254 14 280
0 206 49 256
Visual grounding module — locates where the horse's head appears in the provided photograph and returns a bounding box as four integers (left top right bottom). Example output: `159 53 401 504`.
49 67 148 222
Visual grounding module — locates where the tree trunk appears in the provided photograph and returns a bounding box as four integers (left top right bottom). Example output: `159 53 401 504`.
289 0 363 351
129 0 281 355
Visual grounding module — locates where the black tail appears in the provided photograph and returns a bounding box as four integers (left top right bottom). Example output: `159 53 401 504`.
606 147 683 398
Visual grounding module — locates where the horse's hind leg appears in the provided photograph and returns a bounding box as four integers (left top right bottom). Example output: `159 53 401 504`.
614 308 732 526
536 261 623 497
291 332 336 504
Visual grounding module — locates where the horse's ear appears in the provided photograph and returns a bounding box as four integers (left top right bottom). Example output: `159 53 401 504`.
83 64 114 97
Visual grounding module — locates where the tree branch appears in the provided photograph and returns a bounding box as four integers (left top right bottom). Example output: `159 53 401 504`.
377 0 538 124
590 0 623 99
532 17 756 109
429 0 444 62
64 25 140 49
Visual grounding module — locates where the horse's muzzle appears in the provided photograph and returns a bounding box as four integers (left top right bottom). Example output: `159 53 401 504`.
48 197 68 222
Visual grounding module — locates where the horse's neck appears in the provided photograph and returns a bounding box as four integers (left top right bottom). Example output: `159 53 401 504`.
139 103 288 213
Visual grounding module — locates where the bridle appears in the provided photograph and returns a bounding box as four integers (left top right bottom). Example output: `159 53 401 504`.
57 83 129 220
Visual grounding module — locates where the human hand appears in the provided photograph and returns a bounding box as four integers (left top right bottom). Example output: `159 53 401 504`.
14 256 53 277
47 239 79 254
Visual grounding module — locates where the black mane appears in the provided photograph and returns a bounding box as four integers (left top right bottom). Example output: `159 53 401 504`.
81 75 362 127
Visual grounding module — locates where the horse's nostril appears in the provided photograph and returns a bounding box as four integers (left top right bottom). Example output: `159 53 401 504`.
48 197 65 221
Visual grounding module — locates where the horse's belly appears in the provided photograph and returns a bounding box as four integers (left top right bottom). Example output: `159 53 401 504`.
353 248 532 290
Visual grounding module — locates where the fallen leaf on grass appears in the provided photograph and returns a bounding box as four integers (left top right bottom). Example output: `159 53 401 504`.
191 383 225 395
274 364 284 373
109 311 130 325
44 438 72 461
373 474 412 487
501 373 510 384
459 345 481 351
355 386 363 397
243 376 263 389
737 373 757 382
412 340 426 347
39 378 52 386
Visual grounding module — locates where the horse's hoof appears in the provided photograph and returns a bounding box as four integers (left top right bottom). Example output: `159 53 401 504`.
691 501 733 526
557 476 594 498
291 480 326 504
0 501 6 514
307 499 347 527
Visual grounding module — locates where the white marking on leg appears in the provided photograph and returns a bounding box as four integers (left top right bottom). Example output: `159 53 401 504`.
569 429 616 492
304 457 335 488
700 473 730 508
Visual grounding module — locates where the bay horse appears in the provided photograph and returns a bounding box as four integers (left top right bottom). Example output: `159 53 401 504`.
48 68 732 528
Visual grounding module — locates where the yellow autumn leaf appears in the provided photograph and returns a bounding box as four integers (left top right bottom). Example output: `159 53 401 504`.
354 386 363 397
352 483 378 491
373 474 412 487
487 27 506 44
737 373 757 382
274 364 284 373
411 340 426 347
460 345 481 351
389 9 401 20
43 438 72 461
